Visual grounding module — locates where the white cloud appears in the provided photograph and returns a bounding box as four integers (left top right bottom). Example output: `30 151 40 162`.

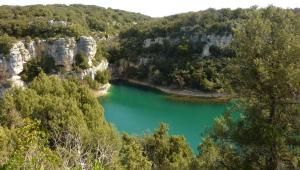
1 0 300 17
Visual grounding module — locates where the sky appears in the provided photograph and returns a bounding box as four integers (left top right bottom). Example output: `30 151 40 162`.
1 0 300 17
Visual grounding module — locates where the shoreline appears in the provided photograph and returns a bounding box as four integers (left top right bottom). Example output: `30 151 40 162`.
93 83 111 97
111 78 231 102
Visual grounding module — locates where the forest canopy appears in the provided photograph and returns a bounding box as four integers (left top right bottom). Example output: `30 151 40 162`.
0 4 151 38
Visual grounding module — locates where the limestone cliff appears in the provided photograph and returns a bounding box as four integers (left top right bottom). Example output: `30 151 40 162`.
0 36 108 90
143 33 233 57
200 34 233 56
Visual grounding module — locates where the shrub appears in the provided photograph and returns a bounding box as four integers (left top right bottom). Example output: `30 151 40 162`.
95 70 111 84
0 35 16 54
83 76 100 89
209 45 222 57
21 56 56 82
74 53 89 70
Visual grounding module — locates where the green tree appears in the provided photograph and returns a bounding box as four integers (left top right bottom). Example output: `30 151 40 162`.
95 70 111 84
0 119 63 170
21 56 56 83
0 34 16 54
200 7 300 169
142 123 194 170
0 73 121 169
119 133 152 170
191 137 223 170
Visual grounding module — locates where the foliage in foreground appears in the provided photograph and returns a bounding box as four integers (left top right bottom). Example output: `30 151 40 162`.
0 73 196 169
0 73 120 169
197 7 300 169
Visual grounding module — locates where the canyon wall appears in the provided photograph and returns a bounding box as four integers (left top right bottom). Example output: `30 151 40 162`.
143 33 232 57
0 36 107 88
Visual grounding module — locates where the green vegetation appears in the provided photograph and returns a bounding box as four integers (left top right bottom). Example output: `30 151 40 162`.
0 73 120 169
119 133 152 170
196 7 300 169
141 124 193 169
0 4 300 169
0 35 16 54
95 70 111 84
0 4 151 38
74 53 90 70
21 56 57 82
109 7 300 94
93 41 110 66
108 8 247 92
83 75 101 90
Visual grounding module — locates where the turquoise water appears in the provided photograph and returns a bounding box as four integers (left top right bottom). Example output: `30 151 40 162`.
101 84 230 152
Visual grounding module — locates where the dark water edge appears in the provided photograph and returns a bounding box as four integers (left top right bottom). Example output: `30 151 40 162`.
110 78 163 93
110 78 230 104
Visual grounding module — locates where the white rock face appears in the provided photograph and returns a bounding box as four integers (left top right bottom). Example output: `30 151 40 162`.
7 41 31 76
143 37 164 48
79 59 108 80
46 38 76 68
201 34 233 56
48 20 67 26
143 33 233 57
8 75 25 87
0 36 102 88
77 36 97 66
138 57 150 66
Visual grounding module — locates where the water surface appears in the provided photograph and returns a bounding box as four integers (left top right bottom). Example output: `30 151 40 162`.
101 84 230 152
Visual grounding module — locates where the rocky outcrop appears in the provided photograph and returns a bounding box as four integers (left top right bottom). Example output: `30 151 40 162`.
48 20 67 26
43 36 96 69
143 37 164 48
142 33 233 57
94 83 111 97
0 41 31 87
79 59 108 79
7 41 32 76
45 38 77 69
77 36 97 66
0 36 108 92
201 34 233 56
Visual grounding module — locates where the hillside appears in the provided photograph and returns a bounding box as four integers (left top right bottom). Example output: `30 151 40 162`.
109 7 300 93
0 4 151 38
109 8 248 92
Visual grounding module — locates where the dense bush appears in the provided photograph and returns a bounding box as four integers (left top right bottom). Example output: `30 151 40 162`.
83 76 100 90
141 124 194 169
0 73 120 169
74 53 89 70
95 70 111 84
0 35 16 54
196 7 300 169
21 56 56 82
209 45 222 57
92 41 115 66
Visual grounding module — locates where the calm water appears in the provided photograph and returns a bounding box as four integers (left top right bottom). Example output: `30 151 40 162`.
101 84 230 152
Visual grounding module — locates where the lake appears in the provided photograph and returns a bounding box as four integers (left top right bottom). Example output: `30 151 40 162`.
101 84 231 152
